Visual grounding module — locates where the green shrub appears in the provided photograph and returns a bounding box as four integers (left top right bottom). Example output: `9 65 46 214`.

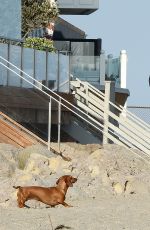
22 0 59 36
23 37 56 52
17 151 31 170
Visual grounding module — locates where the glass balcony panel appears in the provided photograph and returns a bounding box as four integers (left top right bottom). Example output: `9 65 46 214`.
35 50 46 83
47 53 58 88
0 43 8 86
58 52 69 92
9 45 21 87
70 55 100 83
105 57 120 87
71 41 95 56
22 47 34 88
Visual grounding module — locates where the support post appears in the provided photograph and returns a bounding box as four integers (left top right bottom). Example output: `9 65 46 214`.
20 45 23 87
68 51 71 93
99 50 105 85
103 80 115 144
6 43 10 86
33 49 36 82
120 50 127 89
57 51 60 92
45 50 48 87
58 98 61 152
120 50 127 110
48 97 52 150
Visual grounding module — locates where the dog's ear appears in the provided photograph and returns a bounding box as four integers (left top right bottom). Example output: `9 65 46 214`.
56 176 64 184
66 176 73 187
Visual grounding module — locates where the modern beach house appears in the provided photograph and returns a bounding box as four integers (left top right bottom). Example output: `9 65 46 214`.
0 0 149 156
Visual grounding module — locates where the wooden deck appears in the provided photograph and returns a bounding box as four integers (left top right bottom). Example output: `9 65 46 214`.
0 86 74 124
0 111 47 148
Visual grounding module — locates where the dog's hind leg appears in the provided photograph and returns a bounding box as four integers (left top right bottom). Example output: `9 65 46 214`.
17 191 26 208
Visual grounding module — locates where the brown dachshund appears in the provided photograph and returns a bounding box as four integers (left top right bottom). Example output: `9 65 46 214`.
13 175 77 208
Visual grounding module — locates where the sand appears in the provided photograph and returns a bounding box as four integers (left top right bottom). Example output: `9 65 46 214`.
0 143 150 230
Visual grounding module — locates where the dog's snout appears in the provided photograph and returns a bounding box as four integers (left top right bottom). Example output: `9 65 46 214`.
72 177 77 183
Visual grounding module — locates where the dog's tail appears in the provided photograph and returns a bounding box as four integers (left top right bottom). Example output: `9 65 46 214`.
13 186 21 189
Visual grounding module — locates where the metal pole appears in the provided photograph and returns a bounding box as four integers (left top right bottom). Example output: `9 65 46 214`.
58 98 61 152
48 97 52 150
57 51 60 92
45 50 48 87
33 49 36 84
20 45 23 87
68 51 71 93
7 43 10 86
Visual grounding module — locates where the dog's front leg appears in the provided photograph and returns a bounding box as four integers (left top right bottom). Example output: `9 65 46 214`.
61 201 73 207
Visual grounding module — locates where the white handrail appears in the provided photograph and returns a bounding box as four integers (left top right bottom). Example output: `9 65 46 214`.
79 81 150 142
70 78 150 156
0 59 108 141
1 56 150 162
0 56 104 126
83 78 150 130
0 58 139 151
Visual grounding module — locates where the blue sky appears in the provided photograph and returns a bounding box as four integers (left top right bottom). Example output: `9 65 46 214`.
62 0 150 106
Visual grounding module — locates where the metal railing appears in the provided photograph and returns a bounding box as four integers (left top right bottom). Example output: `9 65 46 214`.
70 78 150 157
0 37 127 90
0 56 106 152
0 41 70 92
0 56 150 163
0 55 150 165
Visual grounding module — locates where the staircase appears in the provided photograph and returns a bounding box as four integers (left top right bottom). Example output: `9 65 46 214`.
0 55 150 160
0 111 47 148
70 78 150 155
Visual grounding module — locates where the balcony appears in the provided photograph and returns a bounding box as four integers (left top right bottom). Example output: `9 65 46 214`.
57 0 99 15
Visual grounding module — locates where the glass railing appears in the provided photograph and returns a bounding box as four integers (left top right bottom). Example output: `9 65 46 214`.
105 57 120 88
0 42 70 92
0 38 126 90
70 55 100 84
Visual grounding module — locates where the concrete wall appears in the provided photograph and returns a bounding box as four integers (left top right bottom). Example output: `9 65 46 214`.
57 0 99 15
54 19 86 39
0 0 21 39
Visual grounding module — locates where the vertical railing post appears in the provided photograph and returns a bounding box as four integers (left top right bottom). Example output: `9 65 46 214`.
107 54 113 78
33 49 36 85
20 45 23 87
58 98 61 152
103 80 115 144
120 50 127 89
99 50 105 85
57 51 60 92
68 51 71 93
45 50 48 87
48 97 52 150
85 84 89 114
120 50 127 111
6 43 10 86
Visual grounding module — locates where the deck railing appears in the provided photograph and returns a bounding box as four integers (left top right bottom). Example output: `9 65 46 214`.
0 56 150 161
0 38 127 90
70 78 150 157
0 42 70 92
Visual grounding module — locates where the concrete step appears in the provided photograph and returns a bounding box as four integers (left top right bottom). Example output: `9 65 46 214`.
62 117 102 144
